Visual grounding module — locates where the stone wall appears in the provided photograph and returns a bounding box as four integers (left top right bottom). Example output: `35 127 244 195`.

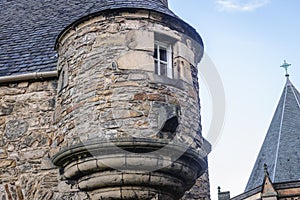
0 9 210 200
0 80 59 199
183 170 211 200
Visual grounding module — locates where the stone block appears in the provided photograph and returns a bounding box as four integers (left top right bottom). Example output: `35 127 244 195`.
0 148 7 159
134 120 149 128
28 81 49 92
22 149 46 160
0 87 25 96
111 81 139 88
0 159 16 168
120 188 151 199
148 94 166 102
41 157 56 170
116 51 154 72
151 24 181 41
107 23 120 33
77 159 98 173
15 185 24 200
102 120 121 129
43 173 59 183
0 104 14 116
17 82 29 88
110 92 133 102
112 110 143 119
133 93 147 101
93 33 126 48
173 41 195 66
125 156 158 170
0 139 6 147
0 116 6 125
174 57 193 85
58 181 72 192
7 144 14 151
167 96 180 105
4 119 29 140
129 73 147 81
149 12 163 22
121 10 149 19
126 30 154 52
64 163 79 179
92 189 122 200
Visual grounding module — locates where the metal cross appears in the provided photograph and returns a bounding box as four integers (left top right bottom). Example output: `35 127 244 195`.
280 60 291 76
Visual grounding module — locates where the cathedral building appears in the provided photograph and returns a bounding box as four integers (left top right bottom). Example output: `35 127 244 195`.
0 0 211 199
218 62 300 200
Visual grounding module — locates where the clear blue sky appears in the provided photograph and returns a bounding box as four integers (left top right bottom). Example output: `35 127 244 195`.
168 0 300 199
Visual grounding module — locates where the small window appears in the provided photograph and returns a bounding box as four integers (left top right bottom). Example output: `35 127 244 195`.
58 68 68 94
154 42 172 78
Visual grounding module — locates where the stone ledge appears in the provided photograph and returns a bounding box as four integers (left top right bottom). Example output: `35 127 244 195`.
52 138 208 167
52 138 209 199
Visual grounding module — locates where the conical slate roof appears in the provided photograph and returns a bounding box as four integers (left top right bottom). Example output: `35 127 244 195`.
0 0 177 77
245 76 300 192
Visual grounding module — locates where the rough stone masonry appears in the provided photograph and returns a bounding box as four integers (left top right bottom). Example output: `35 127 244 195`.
0 3 211 200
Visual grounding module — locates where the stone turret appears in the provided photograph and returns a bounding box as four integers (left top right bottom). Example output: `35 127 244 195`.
51 1 210 199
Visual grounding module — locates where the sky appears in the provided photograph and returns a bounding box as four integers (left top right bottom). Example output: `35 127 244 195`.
168 0 300 199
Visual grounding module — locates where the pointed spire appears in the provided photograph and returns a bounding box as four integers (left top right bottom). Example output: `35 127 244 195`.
280 60 291 77
245 66 300 192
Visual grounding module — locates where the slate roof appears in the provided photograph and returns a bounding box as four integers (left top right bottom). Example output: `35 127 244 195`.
0 0 177 77
245 76 300 192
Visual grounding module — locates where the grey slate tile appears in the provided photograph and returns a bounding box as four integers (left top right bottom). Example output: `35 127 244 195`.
245 78 300 191
0 0 177 77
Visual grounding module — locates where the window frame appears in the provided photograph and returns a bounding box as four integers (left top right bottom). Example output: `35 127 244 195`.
154 41 173 79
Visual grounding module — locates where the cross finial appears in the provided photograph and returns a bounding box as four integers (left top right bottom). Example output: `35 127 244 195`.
280 60 291 77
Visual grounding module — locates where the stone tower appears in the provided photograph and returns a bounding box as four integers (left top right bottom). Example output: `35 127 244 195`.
0 0 210 199
52 0 210 199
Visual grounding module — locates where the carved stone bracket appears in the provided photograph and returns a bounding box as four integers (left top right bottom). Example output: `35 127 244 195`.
52 138 209 200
